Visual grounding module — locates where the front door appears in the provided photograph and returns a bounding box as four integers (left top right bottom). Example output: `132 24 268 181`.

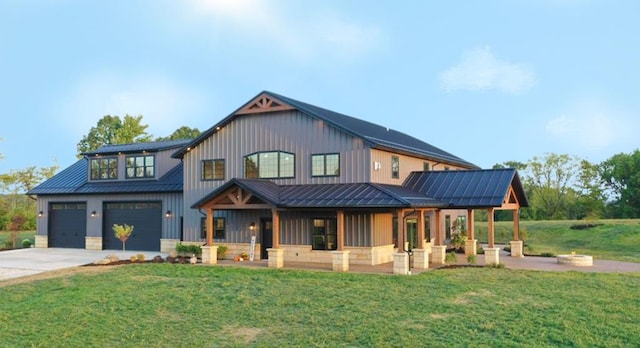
260 218 273 260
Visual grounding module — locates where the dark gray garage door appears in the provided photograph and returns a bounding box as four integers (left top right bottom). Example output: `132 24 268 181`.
103 201 162 251
49 202 87 248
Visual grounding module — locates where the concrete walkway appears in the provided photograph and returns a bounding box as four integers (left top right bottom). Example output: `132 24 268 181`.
0 248 166 281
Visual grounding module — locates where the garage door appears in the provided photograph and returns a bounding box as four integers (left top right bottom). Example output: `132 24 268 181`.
103 202 162 251
49 202 87 248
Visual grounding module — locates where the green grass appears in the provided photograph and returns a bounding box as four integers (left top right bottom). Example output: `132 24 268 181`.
1 264 639 347
0 230 34 249
474 219 640 262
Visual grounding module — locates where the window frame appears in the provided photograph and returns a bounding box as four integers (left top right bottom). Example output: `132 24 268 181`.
125 154 155 179
201 159 225 181
311 218 337 251
200 217 226 239
311 153 340 177
90 157 118 180
244 151 295 179
391 155 400 179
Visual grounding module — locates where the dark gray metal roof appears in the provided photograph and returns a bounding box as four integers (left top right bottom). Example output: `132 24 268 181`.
27 160 183 195
173 91 478 169
83 139 191 156
403 168 529 208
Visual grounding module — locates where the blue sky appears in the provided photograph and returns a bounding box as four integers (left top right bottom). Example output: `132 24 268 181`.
1 0 639 175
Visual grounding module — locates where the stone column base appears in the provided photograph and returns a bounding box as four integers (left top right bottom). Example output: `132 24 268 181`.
431 245 447 265
85 236 102 250
160 239 180 253
412 249 430 269
393 252 410 275
268 248 284 269
484 247 500 265
465 239 477 256
35 235 48 248
510 240 524 258
201 246 218 265
332 251 350 272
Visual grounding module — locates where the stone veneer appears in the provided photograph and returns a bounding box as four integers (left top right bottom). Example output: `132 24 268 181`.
393 252 410 275
509 240 524 258
484 247 500 265
465 239 477 256
160 239 180 253
85 236 102 250
279 244 395 266
35 235 48 248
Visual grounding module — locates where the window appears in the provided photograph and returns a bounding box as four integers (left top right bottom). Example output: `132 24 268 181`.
311 153 340 177
391 155 399 179
445 215 452 240
312 218 337 250
455 216 467 233
393 217 419 250
444 166 450 171
90 157 118 180
201 159 225 180
424 213 431 242
244 151 295 179
126 155 154 179
200 217 225 239
423 162 430 171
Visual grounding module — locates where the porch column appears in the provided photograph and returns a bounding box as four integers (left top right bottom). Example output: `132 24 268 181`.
332 210 350 272
484 208 500 265
510 208 524 258
393 209 409 275
268 209 283 268
201 208 218 265
337 210 345 251
412 210 430 269
465 209 477 256
431 210 446 265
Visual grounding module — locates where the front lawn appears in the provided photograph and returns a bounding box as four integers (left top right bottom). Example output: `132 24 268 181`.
2 264 639 347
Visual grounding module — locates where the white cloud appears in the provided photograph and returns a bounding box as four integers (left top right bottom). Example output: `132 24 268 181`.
55 73 208 139
183 0 382 62
439 46 536 94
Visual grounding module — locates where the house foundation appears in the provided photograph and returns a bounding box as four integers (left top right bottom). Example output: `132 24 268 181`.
85 237 102 250
201 246 218 265
35 235 48 248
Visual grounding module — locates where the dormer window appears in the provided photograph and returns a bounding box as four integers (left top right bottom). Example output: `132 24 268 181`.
126 155 155 179
90 157 118 180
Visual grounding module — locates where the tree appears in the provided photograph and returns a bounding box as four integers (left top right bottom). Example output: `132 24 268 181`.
156 126 201 141
600 150 640 218
572 160 606 219
76 115 152 157
113 224 134 251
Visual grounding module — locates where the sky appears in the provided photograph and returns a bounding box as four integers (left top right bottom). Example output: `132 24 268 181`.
1 0 639 175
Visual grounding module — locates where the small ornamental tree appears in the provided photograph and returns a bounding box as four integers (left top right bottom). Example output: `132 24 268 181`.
113 224 134 251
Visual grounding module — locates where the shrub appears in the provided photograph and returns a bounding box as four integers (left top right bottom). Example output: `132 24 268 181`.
21 239 32 248
216 245 228 260
176 243 203 257
489 263 505 269
130 255 138 262
445 252 457 264
570 223 601 230
467 254 477 265
477 246 485 255
540 252 556 257
136 253 146 262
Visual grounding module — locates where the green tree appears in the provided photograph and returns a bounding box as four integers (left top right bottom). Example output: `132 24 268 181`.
156 126 201 141
600 150 640 218
572 160 606 219
76 115 152 157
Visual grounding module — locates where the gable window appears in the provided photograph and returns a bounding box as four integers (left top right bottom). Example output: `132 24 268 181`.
312 218 337 250
423 162 430 171
200 217 225 239
391 155 400 179
244 151 295 179
90 157 118 180
202 159 225 181
126 155 154 179
311 153 340 177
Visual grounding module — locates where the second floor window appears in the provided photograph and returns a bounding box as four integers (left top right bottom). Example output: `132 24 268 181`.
244 151 295 179
90 157 118 180
202 159 225 181
311 153 340 177
126 155 154 179
391 155 400 179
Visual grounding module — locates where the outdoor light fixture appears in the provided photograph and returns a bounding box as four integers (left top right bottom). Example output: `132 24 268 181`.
38 211 44 217
165 210 172 218
249 222 256 231
90 211 97 218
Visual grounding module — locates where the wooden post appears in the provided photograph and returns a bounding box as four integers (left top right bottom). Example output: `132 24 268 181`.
271 209 280 249
488 208 495 248
417 210 425 249
434 210 442 245
467 209 474 240
513 208 520 241
337 210 345 251
206 208 214 246
396 209 405 251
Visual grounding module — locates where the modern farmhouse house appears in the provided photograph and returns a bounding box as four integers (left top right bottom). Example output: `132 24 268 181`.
29 91 528 272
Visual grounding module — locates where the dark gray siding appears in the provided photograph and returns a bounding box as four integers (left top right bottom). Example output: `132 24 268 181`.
278 211 371 247
182 110 372 242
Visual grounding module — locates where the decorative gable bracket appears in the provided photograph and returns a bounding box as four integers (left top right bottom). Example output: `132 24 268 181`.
236 93 295 115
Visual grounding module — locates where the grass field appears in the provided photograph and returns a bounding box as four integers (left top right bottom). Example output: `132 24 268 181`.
1 264 639 347
474 219 640 263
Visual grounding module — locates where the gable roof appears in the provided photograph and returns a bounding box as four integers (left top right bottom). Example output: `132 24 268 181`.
403 168 529 208
82 139 191 156
173 91 477 168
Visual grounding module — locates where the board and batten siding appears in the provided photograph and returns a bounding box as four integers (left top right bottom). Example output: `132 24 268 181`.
370 148 469 185
279 211 372 247
181 110 372 242
36 192 183 241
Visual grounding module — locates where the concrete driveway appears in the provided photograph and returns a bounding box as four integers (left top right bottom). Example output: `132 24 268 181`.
0 248 166 281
